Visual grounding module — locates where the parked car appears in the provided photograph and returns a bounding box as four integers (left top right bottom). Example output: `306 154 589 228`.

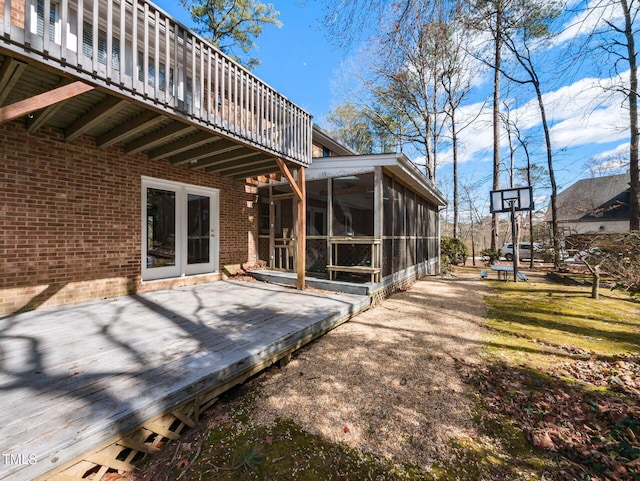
500 242 542 261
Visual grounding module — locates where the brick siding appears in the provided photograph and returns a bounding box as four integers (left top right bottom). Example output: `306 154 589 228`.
0 121 258 315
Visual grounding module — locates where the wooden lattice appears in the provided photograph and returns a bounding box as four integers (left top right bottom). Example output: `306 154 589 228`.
41 388 221 481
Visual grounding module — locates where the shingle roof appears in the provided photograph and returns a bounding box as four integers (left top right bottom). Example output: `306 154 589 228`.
544 171 631 222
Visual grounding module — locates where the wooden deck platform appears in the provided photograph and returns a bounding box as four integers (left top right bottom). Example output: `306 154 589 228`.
0 280 370 481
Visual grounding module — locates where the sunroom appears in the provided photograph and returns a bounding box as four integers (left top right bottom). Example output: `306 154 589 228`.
253 152 446 296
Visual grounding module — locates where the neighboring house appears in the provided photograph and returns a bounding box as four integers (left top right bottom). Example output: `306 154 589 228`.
544 172 631 235
255 125 447 297
0 0 312 315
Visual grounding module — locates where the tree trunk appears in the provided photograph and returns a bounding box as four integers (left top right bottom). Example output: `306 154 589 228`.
491 0 503 251
592 266 600 300
622 0 639 231
452 107 459 239
527 158 535 269
533 81 560 268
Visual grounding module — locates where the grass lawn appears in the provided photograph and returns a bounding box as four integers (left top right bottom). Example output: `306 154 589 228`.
475 268 640 480
130 270 640 481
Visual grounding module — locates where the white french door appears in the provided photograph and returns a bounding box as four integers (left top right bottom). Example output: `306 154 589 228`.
142 177 219 281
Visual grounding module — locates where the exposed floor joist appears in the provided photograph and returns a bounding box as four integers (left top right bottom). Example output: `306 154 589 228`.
231 162 280 179
189 146 254 170
147 131 219 161
124 122 195 154
26 80 70 133
65 96 128 141
169 138 238 166
0 58 27 105
97 110 165 149
211 156 274 176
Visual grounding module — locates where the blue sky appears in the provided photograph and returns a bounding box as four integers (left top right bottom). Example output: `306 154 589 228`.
156 1 337 119
156 1 632 219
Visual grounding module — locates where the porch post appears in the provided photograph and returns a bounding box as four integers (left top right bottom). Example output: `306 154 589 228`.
297 166 306 290
275 157 306 290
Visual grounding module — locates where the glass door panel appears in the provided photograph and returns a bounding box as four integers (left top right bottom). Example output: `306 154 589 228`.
185 190 217 275
142 178 219 281
144 187 180 279
187 194 210 265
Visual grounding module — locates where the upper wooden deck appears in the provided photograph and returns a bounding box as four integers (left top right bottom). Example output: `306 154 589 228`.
0 280 369 481
0 0 311 173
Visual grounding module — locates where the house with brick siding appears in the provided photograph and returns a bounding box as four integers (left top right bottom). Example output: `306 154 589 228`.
0 0 445 317
0 0 312 316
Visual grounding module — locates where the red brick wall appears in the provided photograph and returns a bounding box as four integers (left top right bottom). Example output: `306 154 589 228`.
0 0 25 28
0 121 258 315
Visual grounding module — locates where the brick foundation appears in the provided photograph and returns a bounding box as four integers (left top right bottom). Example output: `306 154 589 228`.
0 121 258 315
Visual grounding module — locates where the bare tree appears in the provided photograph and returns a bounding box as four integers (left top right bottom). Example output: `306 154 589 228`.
319 0 473 183
491 0 565 266
465 0 506 250
567 0 640 230
575 232 640 298
440 24 476 238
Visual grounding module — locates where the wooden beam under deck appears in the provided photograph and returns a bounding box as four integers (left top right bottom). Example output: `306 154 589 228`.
147 131 219 161
0 58 27 106
0 81 94 125
212 156 274 176
27 80 71 133
64 96 128 141
124 122 195 155
275 157 304 201
168 138 238 166
97 110 164 149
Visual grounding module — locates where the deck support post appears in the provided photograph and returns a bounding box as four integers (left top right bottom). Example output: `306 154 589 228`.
275 157 306 290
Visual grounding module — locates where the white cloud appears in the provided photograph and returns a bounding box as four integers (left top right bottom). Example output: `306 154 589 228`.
549 103 628 148
437 71 630 167
591 142 629 160
586 142 630 175
553 0 623 46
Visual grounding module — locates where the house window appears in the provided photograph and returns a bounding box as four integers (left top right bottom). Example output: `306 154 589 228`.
83 22 121 70
142 178 219 281
33 0 58 42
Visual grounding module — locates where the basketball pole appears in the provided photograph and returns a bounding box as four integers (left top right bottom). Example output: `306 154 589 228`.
510 200 518 282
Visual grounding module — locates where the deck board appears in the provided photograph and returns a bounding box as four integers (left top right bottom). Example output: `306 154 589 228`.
0 280 369 481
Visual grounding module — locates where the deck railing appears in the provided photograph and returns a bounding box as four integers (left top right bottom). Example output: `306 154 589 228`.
0 0 312 166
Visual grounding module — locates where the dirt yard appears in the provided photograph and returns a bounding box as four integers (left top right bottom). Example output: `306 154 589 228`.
249 273 489 470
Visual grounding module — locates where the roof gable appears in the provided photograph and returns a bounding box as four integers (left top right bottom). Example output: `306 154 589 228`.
546 172 631 222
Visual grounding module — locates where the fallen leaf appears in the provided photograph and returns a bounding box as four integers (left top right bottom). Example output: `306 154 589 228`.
532 430 555 450
343 425 350 434
265 435 273 445
176 459 189 469
627 457 640 467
